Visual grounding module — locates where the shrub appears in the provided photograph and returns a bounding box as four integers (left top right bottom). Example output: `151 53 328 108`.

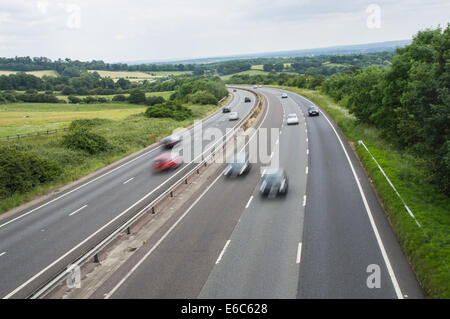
68 95 82 104
129 89 146 104
146 95 165 106
83 96 98 104
112 94 128 102
187 90 218 105
62 129 112 154
68 118 111 131
144 101 192 121
0 146 62 199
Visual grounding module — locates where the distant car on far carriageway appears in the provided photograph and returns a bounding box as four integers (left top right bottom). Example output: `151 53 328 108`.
228 112 239 121
308 106 320 116
160 134 182 149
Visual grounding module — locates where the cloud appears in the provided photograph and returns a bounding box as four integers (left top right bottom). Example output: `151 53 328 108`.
0 0 448 61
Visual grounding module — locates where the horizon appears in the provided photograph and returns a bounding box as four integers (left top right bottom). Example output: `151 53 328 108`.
1 38 411 65
1 0 448 62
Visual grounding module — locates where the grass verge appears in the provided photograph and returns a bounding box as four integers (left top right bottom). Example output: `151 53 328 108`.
272 85 450 299
0 100 225 215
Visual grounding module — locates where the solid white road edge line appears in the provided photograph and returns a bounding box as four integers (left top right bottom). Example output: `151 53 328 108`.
105 167 227 299
3 91 254 299
319 110 403 299
0 90 243 230
104 89 272 299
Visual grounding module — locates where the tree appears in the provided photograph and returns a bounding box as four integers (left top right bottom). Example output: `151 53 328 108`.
128 88 146 104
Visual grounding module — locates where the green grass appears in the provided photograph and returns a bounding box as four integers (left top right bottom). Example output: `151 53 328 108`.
271 85 450 298
0 102 222 214
56 91 175 102
251 65 264 70
88 70 191 81
220 69 270 81
0 70 58 77
0 92 175 137
0 103 148 137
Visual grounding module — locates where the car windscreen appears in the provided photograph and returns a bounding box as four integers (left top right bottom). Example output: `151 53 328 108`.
263 172 282 183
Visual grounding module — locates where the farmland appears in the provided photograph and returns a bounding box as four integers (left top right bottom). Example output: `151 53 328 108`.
0 103 147 137
0 70 58 77
88 70 192 81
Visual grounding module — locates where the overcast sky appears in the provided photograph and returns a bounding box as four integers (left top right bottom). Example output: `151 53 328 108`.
0 0 449 62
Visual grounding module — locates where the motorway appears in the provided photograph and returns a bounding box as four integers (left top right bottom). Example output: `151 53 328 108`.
0 88 256 298
90 87 423 299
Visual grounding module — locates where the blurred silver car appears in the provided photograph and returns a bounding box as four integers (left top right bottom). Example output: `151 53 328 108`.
286 113 299 125
259 168 288 198
224 152 251 177
229 112 239 121
281 93 288 99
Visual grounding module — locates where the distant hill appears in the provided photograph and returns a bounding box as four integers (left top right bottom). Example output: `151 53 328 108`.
124 39 411 65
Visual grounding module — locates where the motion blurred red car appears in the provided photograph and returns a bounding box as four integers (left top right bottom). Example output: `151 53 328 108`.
152 153 182 171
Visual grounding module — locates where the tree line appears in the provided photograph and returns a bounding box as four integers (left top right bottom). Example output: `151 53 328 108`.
321 26 449 194
0 51 395 79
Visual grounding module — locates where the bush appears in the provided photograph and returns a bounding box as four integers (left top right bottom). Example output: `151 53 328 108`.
0 146 62 199
62 129 112 154
16 92 60 103
129 88 146 104
187 90 218 105
146 95 165 106
112 94 128 102
68 95 82 104
83 96 98 104
68 118 111 131
144 100 192 121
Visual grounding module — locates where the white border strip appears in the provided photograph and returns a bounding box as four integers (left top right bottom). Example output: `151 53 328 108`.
358 140 421 228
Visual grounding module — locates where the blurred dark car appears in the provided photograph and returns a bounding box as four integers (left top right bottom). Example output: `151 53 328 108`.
244 97 251 103
259 168 288 198
223 105 231 113
308 106 320 116
152 153 182 171
160 134 182 149
224 152 251 177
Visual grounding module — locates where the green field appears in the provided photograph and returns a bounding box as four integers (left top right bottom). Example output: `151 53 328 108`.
250 65 264 70
221 69 270 81
0 102 222 213
271 85 450 298
0 70 58 77
0 103 148 137
56 90 175 102
88 70 192 82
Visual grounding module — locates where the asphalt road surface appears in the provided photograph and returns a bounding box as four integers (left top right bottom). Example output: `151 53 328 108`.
0 88 256 298
94 87 423 299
